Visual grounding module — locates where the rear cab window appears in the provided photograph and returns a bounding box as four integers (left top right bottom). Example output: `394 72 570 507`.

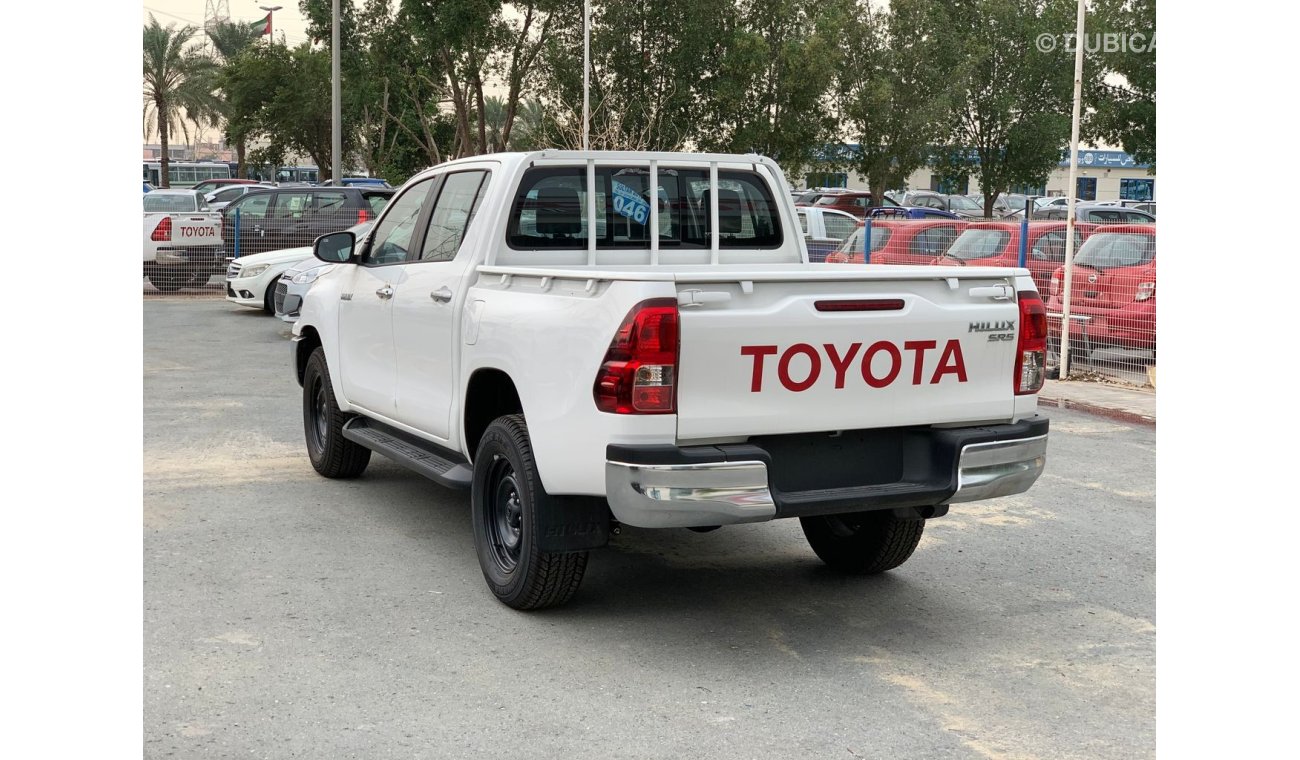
502 164 786 264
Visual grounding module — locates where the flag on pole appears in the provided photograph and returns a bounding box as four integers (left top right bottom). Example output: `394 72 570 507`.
250 13 271 36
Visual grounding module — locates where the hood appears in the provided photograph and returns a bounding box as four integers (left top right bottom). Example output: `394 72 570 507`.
233 246 314 268
283 258 334 277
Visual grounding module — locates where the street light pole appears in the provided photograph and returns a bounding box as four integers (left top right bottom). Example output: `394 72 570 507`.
582 0 590 151
1059 0 1086 380
331 0 342 183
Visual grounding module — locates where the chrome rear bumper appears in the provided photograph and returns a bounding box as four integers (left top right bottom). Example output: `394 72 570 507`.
604 460 776 529
605 418 1049 528
943 435 1048 504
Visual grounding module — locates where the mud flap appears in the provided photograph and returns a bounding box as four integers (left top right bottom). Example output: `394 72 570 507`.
538 495 612 553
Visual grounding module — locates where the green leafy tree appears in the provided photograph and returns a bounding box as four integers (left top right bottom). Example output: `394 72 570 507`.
1087 0 1155 168
695 0 846 177
206 20 264 177
930 0 1076 216
835 0 954 203
143 14 219 187
221 42 355 180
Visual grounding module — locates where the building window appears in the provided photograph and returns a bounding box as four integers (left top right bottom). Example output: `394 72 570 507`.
1119 178 1154 201
1076 177 1097 201
929 174 969 195
1011 183 1046 196
805 172 847 189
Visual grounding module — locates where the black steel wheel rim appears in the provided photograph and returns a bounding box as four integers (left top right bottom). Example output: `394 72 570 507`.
310 377 328 451
486 457 523 572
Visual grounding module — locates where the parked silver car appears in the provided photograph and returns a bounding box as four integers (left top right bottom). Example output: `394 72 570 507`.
273 220 374 322
204 183 276 211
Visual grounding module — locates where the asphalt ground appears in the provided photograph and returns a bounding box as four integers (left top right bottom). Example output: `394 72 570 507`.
144 297 1155 759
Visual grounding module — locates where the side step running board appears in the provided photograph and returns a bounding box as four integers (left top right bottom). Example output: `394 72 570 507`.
342 417 473 489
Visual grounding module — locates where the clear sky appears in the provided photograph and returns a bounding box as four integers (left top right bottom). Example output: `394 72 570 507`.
143 0 315 49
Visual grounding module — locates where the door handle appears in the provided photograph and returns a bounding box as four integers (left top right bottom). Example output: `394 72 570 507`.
376 285 394 300
431 287 453 303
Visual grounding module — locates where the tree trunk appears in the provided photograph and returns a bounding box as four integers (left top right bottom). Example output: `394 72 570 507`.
158 100 170 189
473 71 488 155
235 140 247 179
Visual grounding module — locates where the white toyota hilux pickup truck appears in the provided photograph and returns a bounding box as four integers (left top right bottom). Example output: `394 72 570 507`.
143 189 225 292
292 151 1049 609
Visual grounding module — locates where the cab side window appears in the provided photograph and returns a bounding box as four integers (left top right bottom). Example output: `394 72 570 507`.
364 178 436 266
419 171 489 262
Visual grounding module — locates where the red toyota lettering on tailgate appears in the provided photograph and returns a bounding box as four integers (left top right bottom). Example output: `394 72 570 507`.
741 340 967 391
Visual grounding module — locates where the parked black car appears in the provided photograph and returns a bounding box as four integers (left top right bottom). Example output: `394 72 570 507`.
220 187 394 257
1033 204 1155 224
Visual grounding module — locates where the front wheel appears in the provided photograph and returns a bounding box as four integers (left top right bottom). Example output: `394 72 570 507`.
302 347 371 478
471 415 588 610
800 511 925 574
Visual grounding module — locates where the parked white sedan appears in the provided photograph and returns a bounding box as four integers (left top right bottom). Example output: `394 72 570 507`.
225 245 315 313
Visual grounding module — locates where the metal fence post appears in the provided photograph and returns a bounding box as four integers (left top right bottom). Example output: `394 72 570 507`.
1018 217 1029 267
863 218 873 264
233 208 241 259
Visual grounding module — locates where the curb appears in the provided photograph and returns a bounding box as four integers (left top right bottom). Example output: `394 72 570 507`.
1038 393 1155 427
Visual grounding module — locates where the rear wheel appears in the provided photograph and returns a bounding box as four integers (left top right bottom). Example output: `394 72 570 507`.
471 414 588 609
302 347 371 478
147 274 185 293
1046 336 1087 378
800 511 925 574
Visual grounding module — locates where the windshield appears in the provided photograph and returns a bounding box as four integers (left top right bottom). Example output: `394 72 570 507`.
946 229 1012 260
143 194 197 213
835 226 893 255
1074 232 1155 269
946 195 983 211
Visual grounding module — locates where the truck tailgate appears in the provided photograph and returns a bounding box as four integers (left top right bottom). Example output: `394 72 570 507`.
675 272 1021 440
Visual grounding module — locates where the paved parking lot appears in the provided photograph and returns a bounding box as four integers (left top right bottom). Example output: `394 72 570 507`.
145 298 1155 759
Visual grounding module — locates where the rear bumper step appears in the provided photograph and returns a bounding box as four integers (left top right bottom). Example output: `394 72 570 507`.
342 417 472 489
605 416 1048 528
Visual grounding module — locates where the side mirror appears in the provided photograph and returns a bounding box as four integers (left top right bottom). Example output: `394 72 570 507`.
314 231 356 263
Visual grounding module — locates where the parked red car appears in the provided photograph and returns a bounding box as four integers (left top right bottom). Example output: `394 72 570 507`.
1046 223 1156 358
935 221 1099 294
813 191 901 217
825 219 967 264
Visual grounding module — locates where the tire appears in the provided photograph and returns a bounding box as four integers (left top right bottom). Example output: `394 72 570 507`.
147 274 185 293
799 511 925 574
471 414 588 610
302 347 371 478
262 282 275 314
1046 336 1086 377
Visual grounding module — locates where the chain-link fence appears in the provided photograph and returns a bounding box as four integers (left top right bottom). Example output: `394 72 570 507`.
144 191 390 298
813 217 1156 386
144 202 1155 386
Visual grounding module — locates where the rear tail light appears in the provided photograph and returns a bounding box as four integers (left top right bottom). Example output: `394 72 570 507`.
594 298 679 414
151 216 172 242
1049 270 1062 298
1135 281 1155 301
1014 290 1048 395
357 208 370 224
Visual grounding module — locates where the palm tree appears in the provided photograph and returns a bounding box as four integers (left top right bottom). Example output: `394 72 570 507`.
206 20 263 177
143 14 218 187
